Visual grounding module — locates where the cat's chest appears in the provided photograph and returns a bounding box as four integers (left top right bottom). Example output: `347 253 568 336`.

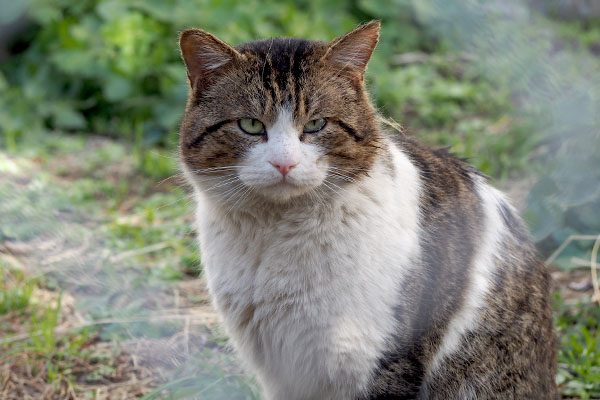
199 204 369 303
195 184 420 322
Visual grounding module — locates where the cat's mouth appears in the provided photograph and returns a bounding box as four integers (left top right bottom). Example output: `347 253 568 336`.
254 178 317 202
264 179 303 193
269 178 295 188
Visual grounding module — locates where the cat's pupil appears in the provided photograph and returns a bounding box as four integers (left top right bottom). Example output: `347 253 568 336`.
303 118 326 133
239 118 265 135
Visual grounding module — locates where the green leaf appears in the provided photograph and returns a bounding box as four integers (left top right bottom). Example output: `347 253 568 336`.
52 103 86 129
103 74 133 101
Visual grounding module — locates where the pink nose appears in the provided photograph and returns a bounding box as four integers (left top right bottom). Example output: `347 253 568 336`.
270 161 297 177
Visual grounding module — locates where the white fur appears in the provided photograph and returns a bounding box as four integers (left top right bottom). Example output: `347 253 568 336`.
187 137 422 399
427 176 510 372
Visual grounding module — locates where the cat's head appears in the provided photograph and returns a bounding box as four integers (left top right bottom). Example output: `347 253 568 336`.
179 22 382 205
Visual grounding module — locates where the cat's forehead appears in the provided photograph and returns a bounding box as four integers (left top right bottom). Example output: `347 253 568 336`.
236 37 327 88
232 37 329 116
236 37 325 67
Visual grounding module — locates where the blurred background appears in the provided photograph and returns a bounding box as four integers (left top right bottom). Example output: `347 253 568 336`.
0 0 599 398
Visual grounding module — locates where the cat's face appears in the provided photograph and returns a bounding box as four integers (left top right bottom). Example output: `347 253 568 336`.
179 22 382 204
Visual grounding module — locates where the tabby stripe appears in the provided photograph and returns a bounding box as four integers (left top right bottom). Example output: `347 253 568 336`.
336 120 362 141
187 120 231 148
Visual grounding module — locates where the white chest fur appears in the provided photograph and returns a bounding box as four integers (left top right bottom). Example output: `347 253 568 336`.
192 145 421 400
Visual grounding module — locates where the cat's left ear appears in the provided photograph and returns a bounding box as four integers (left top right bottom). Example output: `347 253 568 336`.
324 21 380 76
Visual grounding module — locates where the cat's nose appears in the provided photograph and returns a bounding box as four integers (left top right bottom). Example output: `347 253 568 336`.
270 161 298 177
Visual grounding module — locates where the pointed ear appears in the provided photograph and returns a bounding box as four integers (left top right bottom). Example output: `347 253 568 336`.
179 29 241 89
324 21 380 76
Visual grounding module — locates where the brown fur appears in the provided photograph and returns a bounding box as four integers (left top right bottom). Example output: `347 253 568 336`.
179 23 382 181
178 22 558 399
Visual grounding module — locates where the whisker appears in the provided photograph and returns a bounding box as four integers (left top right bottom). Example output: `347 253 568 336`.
203 176 241 191
328 171 358 184
219 183 247 204
196 173 241 184
156 173 185 186
325 179 349 194
309 186 326 208
322 181 345 198
156 193 196 210
189 166 247 173
327 166 369 171
226 185 253 215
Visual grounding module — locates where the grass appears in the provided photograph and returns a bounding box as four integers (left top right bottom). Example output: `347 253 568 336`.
0 135 254 398
0 265 97 397
0 129 598 399
0 261 255 398
0 267 35 315
555 294 600 398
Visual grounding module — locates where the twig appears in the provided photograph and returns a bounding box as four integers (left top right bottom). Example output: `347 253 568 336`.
545 234 599 265
41 237 91 266
591 235 600 304
109 242 171 263
184 317 190 355
545 233 600 305
0 374 10 395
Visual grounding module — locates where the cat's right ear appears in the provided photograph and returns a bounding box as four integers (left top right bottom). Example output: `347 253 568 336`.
179 29 241 89
324 21 380 77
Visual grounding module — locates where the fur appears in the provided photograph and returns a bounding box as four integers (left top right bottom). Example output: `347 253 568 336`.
178 21 558 399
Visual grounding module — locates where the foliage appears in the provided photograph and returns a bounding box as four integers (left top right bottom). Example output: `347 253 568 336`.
555 294 600 398
519 22 600 260
390 0 600 263
0 0 538 178
0 0 368 145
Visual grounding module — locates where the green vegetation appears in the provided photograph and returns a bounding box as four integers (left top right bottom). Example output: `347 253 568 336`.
1 0 539 178
1 0 599 398
555 294 600 398
0 268 36 315
0 265 96 396
0 137 250 398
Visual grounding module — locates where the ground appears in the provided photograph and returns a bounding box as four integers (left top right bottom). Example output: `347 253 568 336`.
0 135 259 399
0 133 598 399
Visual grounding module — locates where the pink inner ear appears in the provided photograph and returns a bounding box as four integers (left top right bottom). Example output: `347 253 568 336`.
325 21 380 74
179 29 240 87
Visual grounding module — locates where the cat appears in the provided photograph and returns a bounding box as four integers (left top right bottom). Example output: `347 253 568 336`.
178 21 558 400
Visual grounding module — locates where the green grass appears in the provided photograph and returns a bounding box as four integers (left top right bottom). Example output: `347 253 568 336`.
0 267 36 315
0 265 96 390
0 136 250 397
555 293 600 399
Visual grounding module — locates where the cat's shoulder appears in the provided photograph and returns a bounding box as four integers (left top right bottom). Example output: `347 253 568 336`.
386 132 484 210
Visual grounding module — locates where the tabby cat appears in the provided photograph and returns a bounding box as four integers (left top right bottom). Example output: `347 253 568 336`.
178 21 558 399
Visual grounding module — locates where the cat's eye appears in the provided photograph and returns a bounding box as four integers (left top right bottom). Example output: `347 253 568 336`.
238 118 265 135
303 118 327 133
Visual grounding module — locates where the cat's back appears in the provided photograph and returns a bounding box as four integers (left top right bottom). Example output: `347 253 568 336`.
365 136 558 399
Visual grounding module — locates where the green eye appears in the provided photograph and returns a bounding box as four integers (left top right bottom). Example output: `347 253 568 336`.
238 118 265 135
303 118 327 133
